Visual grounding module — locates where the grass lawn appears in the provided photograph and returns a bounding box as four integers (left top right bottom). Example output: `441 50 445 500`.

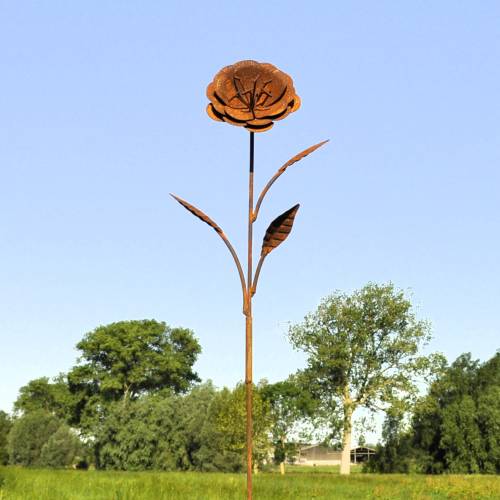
1 467 499 499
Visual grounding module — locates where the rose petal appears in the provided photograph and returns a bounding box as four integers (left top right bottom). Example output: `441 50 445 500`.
221 114 247 127
290 95 301 112
206 104 224 122
255 96 289 118
213 90 227 106
262 106 291 121
245 121 274 132
232 60 260 71
206 82 216 101
257 85 287 109
273 100 298 122
248 118 273 126
220 79 251 110
224 106 254 122
210 97 226 116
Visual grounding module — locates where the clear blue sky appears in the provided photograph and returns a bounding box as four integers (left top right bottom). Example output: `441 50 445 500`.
1 2 499 414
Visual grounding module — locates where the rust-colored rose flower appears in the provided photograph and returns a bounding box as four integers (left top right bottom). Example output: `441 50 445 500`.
206 60 300 133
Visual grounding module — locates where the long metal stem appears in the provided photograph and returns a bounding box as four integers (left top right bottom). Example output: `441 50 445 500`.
245 131 254 500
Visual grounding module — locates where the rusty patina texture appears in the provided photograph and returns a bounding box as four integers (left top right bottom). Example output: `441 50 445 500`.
261 204 300 257
206 60 300 132
170 194 223 234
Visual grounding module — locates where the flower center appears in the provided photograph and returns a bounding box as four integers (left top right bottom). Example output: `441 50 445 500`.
230 74 274 117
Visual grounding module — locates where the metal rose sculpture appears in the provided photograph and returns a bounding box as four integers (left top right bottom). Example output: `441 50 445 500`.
206 60 301 132
172 60 327 500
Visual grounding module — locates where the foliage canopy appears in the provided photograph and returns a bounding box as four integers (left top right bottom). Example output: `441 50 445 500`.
289 283 441 474
68 320 201 403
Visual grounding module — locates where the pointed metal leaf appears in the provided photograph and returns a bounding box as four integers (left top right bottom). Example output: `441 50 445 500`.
261 204 300 257
170 194 223 234
278 140 329 174
253 140 328 221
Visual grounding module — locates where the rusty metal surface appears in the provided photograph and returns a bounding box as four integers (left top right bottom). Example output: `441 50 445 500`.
170 194 223 234
261 204 300 257
245 132 254 499
250 255 265 298
206 60 300 132
278 139 330 174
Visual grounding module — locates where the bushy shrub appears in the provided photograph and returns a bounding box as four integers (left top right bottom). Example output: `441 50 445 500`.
7 410 60 466
96 383 217 471
93 382 272 473
364 413 415 473
39 424 83 468
412 353 500 474
0 411 12 465
194 383 271 472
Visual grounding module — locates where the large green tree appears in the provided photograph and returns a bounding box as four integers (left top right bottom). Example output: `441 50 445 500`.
13 375 76 422
289 283 441 474
261 376 317 473
196 383 271 472
412 352 500 473
69 320 201 403
67 319 201 443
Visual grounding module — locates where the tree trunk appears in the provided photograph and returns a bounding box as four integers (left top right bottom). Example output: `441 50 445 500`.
340 400 353 475
123 384 131 404
280 435 286 475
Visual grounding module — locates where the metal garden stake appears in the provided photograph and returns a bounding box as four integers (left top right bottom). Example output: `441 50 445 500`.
171 60 327 500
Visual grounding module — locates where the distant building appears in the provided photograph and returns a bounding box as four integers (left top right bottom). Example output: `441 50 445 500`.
295 444 376 466
296 444 342 466
350 446 376 464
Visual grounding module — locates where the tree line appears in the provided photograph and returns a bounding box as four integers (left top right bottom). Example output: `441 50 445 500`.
367 351 499 474
0 283 498 474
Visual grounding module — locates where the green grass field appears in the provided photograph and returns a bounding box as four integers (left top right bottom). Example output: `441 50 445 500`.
1 467 499 499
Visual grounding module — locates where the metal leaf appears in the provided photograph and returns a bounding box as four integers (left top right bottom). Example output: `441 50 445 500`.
170 194 223 235
277 140 329 174
261 204 300 257
253 139 328 221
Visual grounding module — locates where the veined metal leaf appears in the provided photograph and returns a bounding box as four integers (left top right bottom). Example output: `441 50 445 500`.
253 140 328 221
277 140 329 174
170 194 223 234
170 193 247 302
261 204 300 257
